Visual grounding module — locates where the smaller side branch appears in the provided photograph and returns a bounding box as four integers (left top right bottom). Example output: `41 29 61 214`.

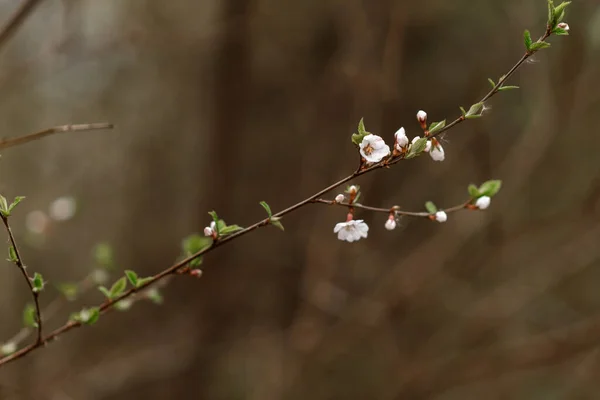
0 123 114 150
312 198 471 218
1 216 43 343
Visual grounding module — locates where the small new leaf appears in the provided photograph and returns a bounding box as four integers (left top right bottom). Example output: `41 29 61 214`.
524 29 533 51
466 102 484 119
8 196 25 214
428 120 446 135
352 118 370 146
488 78 495 88
552 27 569 36
0 195 8 216
530 41 551 52
425 201 438 214
208 211 220 234
23 303 37 328
460 107 467 117
270 216 285 231
405 137 429 159
31 272 44 293
109 277 127 298
125 270 138 287
98 286 112 299
7 246 17 263
84 308 100 325
220 225 244 235
136 276 154 288
498 85 519 91
468 184 481 198
478 180 502 197
259 201 273 217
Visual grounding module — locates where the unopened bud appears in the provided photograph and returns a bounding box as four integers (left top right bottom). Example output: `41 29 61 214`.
416 110 428 129
557 22 569 31
190 269 203 278
203 227 213 237
335 194 345 203
384 215 396 231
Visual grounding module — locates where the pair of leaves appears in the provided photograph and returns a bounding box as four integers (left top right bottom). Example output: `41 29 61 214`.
524 30 552 52
208 211 244 237
260 201 284 231
70 307 100 325
0 195 25 218
548 0 571 30
487 78 519 92
468 180 503 198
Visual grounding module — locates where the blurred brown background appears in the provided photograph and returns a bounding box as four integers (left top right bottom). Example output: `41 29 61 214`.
1 0 599 399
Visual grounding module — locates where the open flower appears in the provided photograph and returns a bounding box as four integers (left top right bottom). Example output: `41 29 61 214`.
475 196 491 209
394 127 409 150
435 211 447 223
359 134 390 163
334 220 369 242
429 141 445 161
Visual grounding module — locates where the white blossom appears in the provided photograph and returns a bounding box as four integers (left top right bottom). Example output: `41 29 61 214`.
335 194 345 203
411 136 432 152
417 110 427 123
435 211 447 223
430 142 445 161
384 217 396 231
557 22 569 31
359 134 391 163
348 185 358 195
475 196 491 210
333 220 369 242
394 127 409 150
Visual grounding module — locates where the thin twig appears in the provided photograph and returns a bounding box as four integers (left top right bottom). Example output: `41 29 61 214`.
1 215 43 344
0 24 557 368
312 198 471 217
0 123 114 150
0 0 43 54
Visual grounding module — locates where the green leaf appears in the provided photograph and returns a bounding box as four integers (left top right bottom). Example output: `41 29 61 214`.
459 107 467 117
425 201 438 214
547 0 555 25
216 219 227 233
498 85 519 91
208 211 220 235
428 120 446 135
466 102 484 119
7 246 17 263
270 217 285 231
136 276 154 288
93 243 114 269
220 224 243 235
124 270 138 287
98 286 112 299
552 27 569 36
488 78 495 88
530 41 551 51
524 29 533 51
405 137 429 159
0 195 8 216
478 180 503 197
468 184 481 198
7 196 25 214
352 118 370 146
31 272 44 293
23 303 37 328
259 201 273 217
109 277 127 298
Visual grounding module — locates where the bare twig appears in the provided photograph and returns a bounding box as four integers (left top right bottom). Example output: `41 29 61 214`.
0 0 43 54
0 123 114 150
1 215 43 344
312 198 471 217
0 23 560 368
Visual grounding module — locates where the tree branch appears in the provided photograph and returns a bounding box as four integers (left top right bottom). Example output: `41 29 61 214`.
0 123 114 150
